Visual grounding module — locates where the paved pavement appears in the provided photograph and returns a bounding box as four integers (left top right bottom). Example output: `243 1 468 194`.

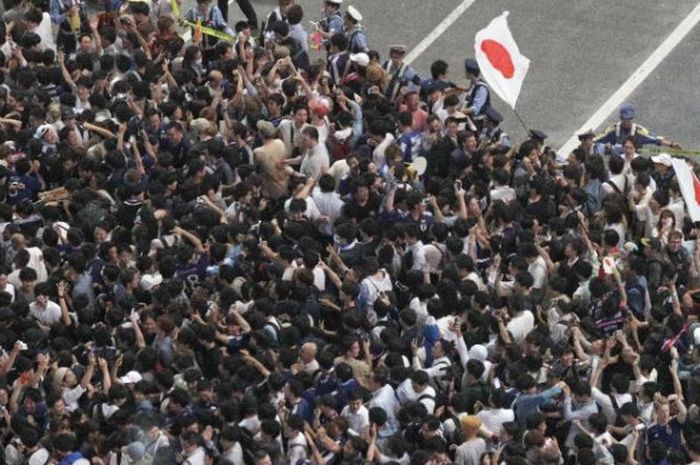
218 0 700 150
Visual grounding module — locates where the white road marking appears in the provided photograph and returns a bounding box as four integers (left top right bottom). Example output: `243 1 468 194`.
183 0 477 57
557 1 700 156
404 0 477 65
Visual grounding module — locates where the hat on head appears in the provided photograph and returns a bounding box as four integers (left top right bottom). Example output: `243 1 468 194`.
127 442 146 460
577 129 595 140
464 58 479 75
326 0 342 4
620 103 636 120
34 124 51 139
651 152 672 167
347 5 362 22
485 107 503 124
468 344 488 362
349 52 369 67
640 237 662 252
28 448 50 465
256 120 277 138
389 44 408 56
119 370 142 385
529 129 548 142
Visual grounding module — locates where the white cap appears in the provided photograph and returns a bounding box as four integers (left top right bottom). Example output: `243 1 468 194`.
347 5 362 21
119 370 143 384
34 124 52 139
28 448 50 465
651 152 672 167
326 0 342 4
349 52 369 67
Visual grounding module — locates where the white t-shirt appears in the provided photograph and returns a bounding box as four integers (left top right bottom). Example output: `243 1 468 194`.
29 300 62 325
528 256 548 290
506 311 534 343
341 404 370 434
477 408 514 434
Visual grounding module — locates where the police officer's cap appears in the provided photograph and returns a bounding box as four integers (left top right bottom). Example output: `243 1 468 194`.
620 104 636 120
346 5 362 22
464 58 479 75
577 129 595 140
485 107 503 124
529 129 548 142
389 45 408 56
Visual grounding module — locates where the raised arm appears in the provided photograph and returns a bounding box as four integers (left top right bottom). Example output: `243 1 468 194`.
57 282 72 326
173 225 206 254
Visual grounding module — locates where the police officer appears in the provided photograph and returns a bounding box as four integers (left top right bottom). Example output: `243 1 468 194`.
319 0 344 51
327 33 349 86
344 5 368 53
528 129 548 149
382 45 421 102
479 108 511 151
576 129 595 157
463 58 490 125
594 103 681 155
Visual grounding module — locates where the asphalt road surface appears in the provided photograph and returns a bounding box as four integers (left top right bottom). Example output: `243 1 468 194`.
216 0 700 152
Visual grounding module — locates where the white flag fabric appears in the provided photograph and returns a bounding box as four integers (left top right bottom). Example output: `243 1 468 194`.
671 157 700 222
474 11 530 109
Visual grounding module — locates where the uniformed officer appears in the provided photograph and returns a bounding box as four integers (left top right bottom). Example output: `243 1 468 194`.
327 32 349 86
594 104 681 155
576 129 595 157
463 58 491 124
382 45 421 102
479 107 511 151
319 0 344 51
344 5 368 53
528 129 548 148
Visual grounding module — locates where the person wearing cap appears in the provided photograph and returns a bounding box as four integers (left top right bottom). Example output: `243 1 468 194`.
184 0 234 47
319 0 344 50
576 129 596 156
479 107 511 150
463 58 491 122
528 129 548 147
594 103 681 155
382 44 420 101
344 5 368 53
650 152 675 192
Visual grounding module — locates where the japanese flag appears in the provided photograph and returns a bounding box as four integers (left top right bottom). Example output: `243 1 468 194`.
671 157 700 222
474 11 530 109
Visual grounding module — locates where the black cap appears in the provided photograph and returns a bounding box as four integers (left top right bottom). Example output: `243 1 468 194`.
464 58 479 75
529 129 548 142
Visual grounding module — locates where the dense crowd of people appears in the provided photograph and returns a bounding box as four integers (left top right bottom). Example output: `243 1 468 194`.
0 1 699 465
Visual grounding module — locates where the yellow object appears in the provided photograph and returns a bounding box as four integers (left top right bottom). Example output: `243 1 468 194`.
193 18 203 43
181 19 237 43
171 0 179 17
69 6 81 31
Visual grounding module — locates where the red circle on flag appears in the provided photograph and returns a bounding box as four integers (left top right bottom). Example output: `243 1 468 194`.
481 39 515 78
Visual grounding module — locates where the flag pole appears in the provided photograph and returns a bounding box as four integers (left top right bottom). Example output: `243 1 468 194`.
511 108 529 134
